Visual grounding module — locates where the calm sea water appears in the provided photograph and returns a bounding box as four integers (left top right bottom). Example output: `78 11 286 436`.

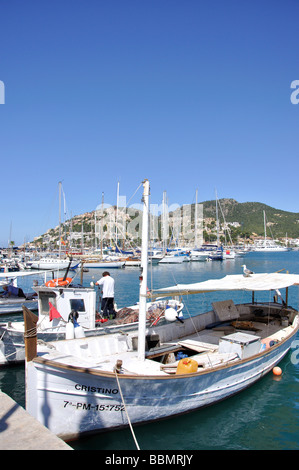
1 251 299 450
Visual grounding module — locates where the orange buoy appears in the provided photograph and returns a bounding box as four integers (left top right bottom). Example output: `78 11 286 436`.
273 366 282 376
176 357 198 375
45 277 72 288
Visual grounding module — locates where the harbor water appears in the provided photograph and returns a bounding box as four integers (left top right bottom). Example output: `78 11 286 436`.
0 251 298 450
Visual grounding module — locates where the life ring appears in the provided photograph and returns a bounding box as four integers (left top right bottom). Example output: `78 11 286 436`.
45 277 72 288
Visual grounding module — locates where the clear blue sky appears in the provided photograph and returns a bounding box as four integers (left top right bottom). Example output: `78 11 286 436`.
1 0 299 246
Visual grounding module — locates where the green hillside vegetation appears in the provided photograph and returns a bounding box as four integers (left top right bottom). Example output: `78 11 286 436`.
201 199 299 239
33 199 299 248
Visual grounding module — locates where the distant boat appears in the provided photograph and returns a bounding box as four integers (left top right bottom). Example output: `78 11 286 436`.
222 248 236 259
254 241 288 252
149 249 164 264
31 182 80 270
190 244 219 261
0 270 49 315
159 253 188 264
30 257 80 270
208 246 223 260
82 260 125 269
253 211 288 252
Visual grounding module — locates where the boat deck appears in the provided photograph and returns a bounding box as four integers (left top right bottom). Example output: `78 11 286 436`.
35 301 298 376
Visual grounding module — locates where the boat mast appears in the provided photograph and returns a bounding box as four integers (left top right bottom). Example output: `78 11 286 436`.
215 189 220 246
263 210 267 248
58 181 62 259
162 191 167 253
116 181 120 249
195 188 198 248
101 192 104 258
137 179 150 362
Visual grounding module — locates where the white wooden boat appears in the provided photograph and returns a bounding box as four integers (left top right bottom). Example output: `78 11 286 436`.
82 260 125 269
0 296 37 315
0 278 183 366
0 270 51 315
30 257 80 270
159 253 188 264
23 180 299 442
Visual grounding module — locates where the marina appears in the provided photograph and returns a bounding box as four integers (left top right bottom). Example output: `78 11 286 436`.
21 181 299 443
0 227 299 450
1 0 299 454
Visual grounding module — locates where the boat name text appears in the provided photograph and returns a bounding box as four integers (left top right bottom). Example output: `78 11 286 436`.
75 383 118 394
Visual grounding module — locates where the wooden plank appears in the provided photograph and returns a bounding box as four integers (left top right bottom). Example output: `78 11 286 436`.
212 300 240 321
177 339 218 352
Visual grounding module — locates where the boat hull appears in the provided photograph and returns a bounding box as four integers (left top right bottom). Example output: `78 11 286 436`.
0 298 37 315
30 260 79 270
0 298 183 365
26 328 297 440
82 261 125 268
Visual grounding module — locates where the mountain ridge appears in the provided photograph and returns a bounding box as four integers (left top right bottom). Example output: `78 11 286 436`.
33 198 299 247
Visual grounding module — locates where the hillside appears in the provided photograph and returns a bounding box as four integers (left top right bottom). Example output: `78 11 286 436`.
33 199 299 248
201 199 299 238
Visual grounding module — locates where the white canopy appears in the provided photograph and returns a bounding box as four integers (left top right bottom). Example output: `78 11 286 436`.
0 270 51 279
154 273 299 297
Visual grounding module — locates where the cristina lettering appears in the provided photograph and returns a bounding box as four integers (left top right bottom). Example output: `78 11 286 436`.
75 383 118 394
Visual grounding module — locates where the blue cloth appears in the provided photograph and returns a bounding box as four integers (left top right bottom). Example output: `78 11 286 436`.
2 285 19 297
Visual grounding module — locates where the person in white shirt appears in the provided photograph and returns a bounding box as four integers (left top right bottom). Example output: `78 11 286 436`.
95 271 116 318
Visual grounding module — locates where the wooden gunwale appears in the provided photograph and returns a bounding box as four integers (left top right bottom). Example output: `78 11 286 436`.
31 313 299 380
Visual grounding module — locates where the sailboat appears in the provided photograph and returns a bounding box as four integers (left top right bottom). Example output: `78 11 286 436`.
83 191 125 269
1 190 183 366
31 182 81 270
254 211 288 252
23 179 299 442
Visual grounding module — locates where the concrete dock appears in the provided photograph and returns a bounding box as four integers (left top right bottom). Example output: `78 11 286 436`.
0 391 72 450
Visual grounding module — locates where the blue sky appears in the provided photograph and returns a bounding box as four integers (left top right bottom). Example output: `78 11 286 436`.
1 0 299 246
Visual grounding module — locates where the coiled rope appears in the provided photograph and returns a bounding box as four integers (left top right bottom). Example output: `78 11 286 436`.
24 326 37 338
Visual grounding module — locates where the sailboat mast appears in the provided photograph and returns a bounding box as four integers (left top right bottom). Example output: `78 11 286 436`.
215 189 220 246
137 179 150 362
101 192 104 258
263 210 267 248
195 188 198 248
58 181 62 258
116 181 119 248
